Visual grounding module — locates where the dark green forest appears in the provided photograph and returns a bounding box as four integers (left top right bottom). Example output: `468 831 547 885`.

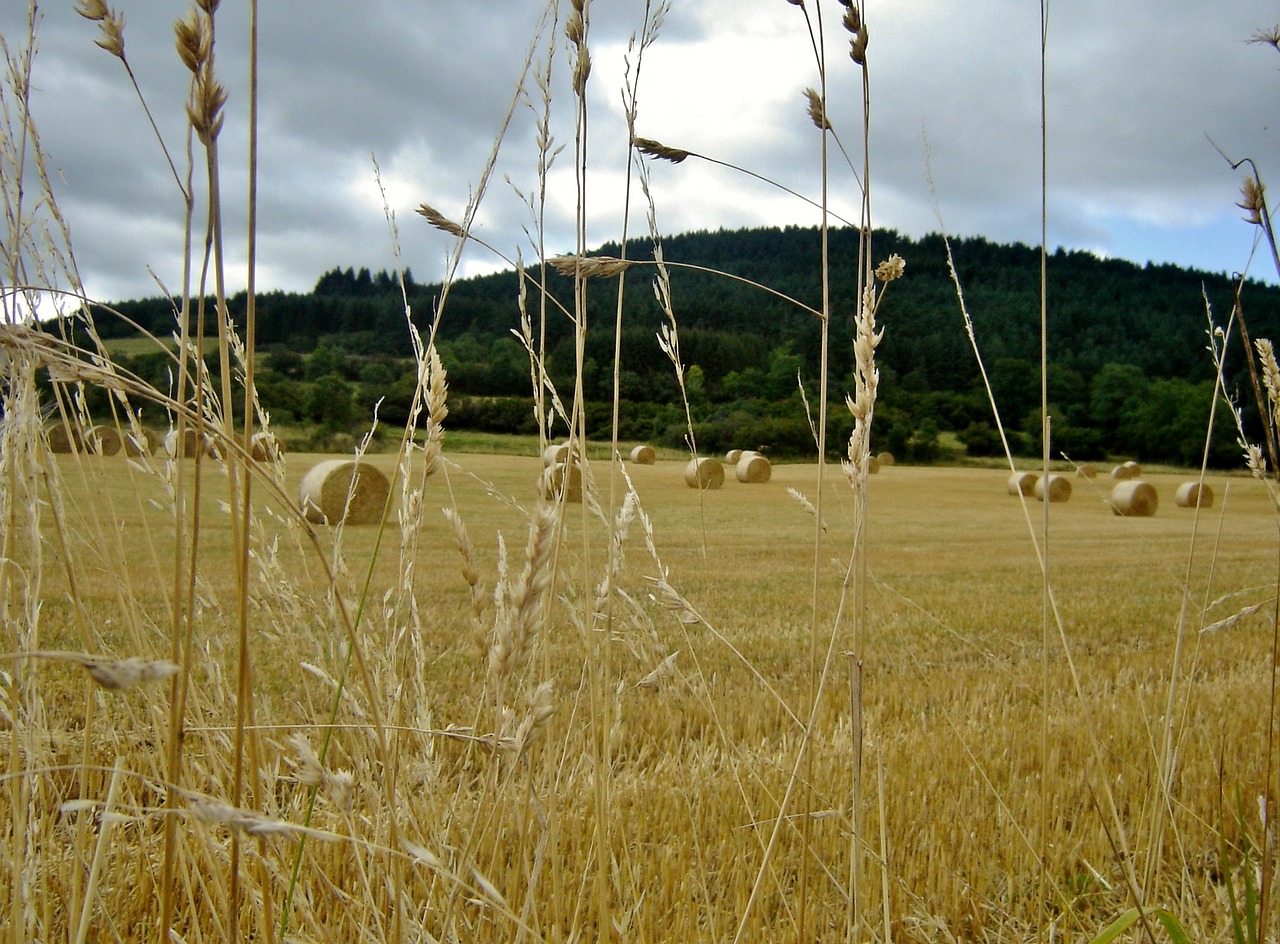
84 225 1280 466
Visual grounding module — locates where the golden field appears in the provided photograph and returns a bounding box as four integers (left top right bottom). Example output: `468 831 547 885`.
5 446 1276 942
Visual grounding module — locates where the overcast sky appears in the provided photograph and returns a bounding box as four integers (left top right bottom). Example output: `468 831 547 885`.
4 0 1279 313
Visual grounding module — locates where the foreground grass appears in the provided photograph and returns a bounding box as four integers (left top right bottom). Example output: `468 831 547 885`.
6 449 1274 942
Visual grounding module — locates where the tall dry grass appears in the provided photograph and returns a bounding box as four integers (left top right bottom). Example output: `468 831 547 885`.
2 2 1280 943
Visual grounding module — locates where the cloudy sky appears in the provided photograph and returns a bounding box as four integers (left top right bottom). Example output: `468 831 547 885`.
4 0 1279 312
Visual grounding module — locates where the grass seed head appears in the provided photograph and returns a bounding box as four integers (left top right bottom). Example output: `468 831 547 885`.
1238 176 1266 225
804 88 832 131
82 657 179 691
634 137 690 163
875 253 906 282
416 203 466 238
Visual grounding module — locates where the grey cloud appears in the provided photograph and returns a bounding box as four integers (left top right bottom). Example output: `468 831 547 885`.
3 0 1277 309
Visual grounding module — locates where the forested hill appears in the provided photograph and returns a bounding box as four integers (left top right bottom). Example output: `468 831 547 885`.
99 225 1280 465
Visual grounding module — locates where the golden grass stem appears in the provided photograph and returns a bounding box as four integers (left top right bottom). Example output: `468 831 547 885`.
72 756 122 944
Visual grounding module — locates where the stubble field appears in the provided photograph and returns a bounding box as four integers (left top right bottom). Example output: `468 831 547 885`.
9 446 1276 942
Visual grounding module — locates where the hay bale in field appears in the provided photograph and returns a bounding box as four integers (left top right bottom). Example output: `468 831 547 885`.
867 455 881 474
46 424 78 454
541 461 583 502
684 457 724 490
1034 473 1072 503
541 442 570 466
164 428 202 458
629 444 656 465
1007 471 1038 496
877 451 895 466
1112 461 1141 480
1110 480 1158 517
299 459 390 526
725 448 743 464
1075 463 1097 479
123 430 151 457
735 452 772 483
1174 481 1213 508
250 430 282 462
81 425 122 456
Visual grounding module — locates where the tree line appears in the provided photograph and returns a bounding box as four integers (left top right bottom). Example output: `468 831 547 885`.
83 225 1280 465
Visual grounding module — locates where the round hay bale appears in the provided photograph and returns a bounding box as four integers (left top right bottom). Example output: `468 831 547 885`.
1034 473 1072 503
1007 472 1038 496
1112 461 1141 480
46 424 78 454
725 449 744 464
541 462 583 502
1174 481 1214 508
1075 463 1097 479
876 451 895 467
1110 480 1158 517
684 457 724 490
123 431 151 457
867 455 881 474
250 430 282 462
629 444 656 465
299 459 390 526
80 425 121 456
735 452 772 483
542 441 575 466
164 428 202 458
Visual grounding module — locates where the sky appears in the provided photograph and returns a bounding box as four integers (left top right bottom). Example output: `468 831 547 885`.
3 0 1279 315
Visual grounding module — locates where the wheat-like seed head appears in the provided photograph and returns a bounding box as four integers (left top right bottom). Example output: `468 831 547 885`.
174 11 209 73
634 137 690 164
416 203 466 239
804 88 832 131
1256 338 1280 434
548 255 633 279
1238 177 1266 225
84 6 125 59
82 656 179 691
875 253 906 282
573 45 592 97
187 76 227 145
850 21 869 65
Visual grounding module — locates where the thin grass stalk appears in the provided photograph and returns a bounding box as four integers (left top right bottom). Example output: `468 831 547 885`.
1037 5 1052 938
71 756 123 944
183 10 263 934
798 4 831 938
1241 161 1280 942
850 2 875 936
159 64 202 944
563 1 613 933
236 3 277 939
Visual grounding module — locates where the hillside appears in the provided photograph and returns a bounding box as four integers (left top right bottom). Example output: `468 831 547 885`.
93 225 1280 465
